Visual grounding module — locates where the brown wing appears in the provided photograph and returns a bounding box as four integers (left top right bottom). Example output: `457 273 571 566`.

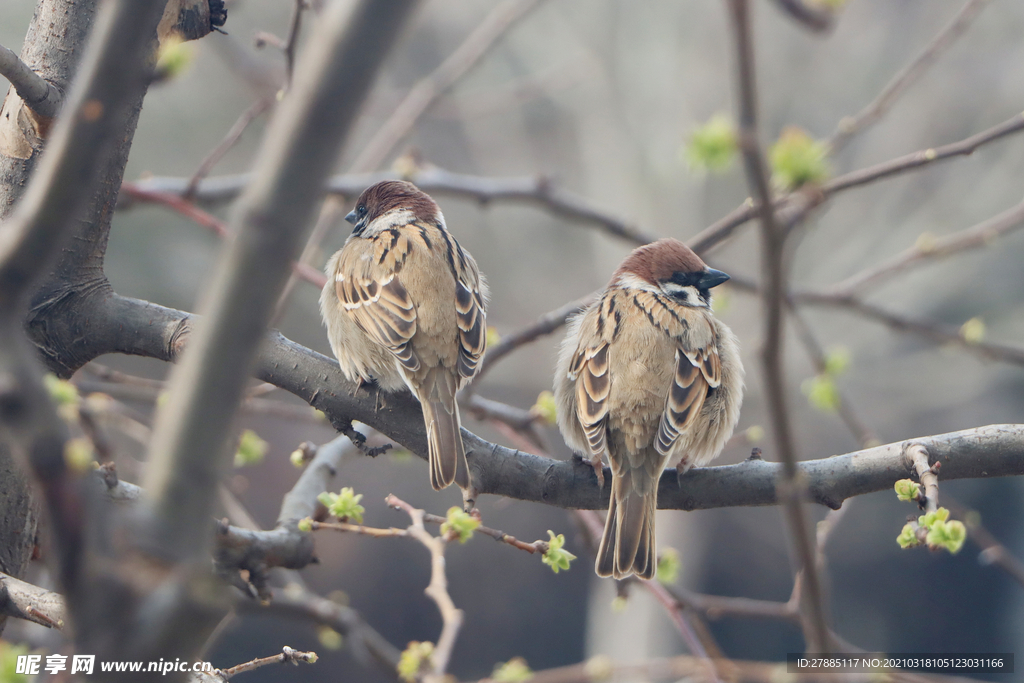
570 343 611 457
336 270 420 372
655 348 710 455
455 275 486 381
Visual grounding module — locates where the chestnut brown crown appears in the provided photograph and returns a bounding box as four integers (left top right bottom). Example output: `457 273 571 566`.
345 180 441 234
614 238 730 301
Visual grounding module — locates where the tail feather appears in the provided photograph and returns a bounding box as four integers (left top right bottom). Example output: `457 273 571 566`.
595 470 657 579
421 371 469 491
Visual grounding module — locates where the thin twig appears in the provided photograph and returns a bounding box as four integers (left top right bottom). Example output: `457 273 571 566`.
217 646 317 680
828 0 991 153
0 42 63 117
349 0 544 172
385 494 463 679
726 0 830 653
184 97 273 201
907 443 938 514
825 199 1024 297
945 498 1024 589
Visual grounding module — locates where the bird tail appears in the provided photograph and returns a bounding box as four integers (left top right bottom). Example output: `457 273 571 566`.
421 370 469 491
596 469 657 580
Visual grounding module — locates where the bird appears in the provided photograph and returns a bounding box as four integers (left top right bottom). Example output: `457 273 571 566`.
554 238 743 579
320 180 488 491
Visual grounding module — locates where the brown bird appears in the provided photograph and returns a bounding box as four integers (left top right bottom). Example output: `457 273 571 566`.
554 239 743 579
320 181 488 491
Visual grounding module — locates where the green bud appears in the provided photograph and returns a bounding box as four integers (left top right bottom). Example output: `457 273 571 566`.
44 373 80 407
234 429 268 468
893 479 921 503
440 507 480 543
542 531 577 574
317 487 365 523
486 325 502 350
897 523 921 549
64 438 95 473
290 448 306 468
918 507 950 529
802 374 841 413
656 547 681 585
531 390 558 425
317 626 343 650
960 317 985 344
492 657 533 683
297 517 314 533
397 641 434 682
684 113 738 173
927 519 966 554
769 127 830 190
155 36 195 80
823 346 851 376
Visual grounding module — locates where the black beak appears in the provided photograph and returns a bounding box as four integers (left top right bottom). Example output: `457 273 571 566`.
345 210 358 225
698 268 730 289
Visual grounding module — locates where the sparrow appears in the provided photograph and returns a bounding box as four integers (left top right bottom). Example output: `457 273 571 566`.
320 180 488 491
554 238 743 579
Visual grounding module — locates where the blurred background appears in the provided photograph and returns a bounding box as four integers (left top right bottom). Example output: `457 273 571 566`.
3 0 1024 680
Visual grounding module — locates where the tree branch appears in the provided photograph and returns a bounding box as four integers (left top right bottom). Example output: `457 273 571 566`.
726 0 830 654
349 0 544 172
0 43 62 117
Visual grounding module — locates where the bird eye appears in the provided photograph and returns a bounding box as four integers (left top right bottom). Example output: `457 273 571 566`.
357 205 367 218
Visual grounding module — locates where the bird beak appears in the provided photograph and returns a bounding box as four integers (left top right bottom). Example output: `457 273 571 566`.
698 268 730 289
345 210 358 225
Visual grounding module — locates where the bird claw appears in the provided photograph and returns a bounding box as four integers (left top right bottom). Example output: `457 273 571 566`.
461 482 480 512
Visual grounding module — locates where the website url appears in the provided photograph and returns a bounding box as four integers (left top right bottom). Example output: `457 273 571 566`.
16 654 214 676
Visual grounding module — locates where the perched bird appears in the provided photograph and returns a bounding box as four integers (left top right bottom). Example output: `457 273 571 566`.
554 239 743 579
320 181 488 491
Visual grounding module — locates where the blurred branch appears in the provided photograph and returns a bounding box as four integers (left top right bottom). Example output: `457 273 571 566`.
788 309 879 447
728 274 1024 367
725 0 830 653
183 97 273 201
825 198 1024 297
688 110 1024 255
827 0 991 153
0 0 170 615
946 498 1024 589
0 42 62 117
143 0 419 563
769 0 835 33
472 293 595 386
257 586 402 676
127 103 1024 262
349 0 544 172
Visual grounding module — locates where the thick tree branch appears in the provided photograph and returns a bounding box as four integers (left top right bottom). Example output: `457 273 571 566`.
0 572 66 629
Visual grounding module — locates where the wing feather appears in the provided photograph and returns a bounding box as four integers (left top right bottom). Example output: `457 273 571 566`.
575 343 610 456
336 271 420 372
655 348 710 456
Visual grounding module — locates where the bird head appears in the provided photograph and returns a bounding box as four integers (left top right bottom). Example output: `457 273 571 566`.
345 180 442 237
613 238 729 308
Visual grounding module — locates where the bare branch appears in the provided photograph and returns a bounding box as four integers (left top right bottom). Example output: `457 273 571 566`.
725 0 830 653
143 0 419 562
907 443 938 514
0 572 66 629
0 43 62 117
217 646 317 680
349 0 544 172
828 0 991 153
385 494 463 680
825 199 1024 297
